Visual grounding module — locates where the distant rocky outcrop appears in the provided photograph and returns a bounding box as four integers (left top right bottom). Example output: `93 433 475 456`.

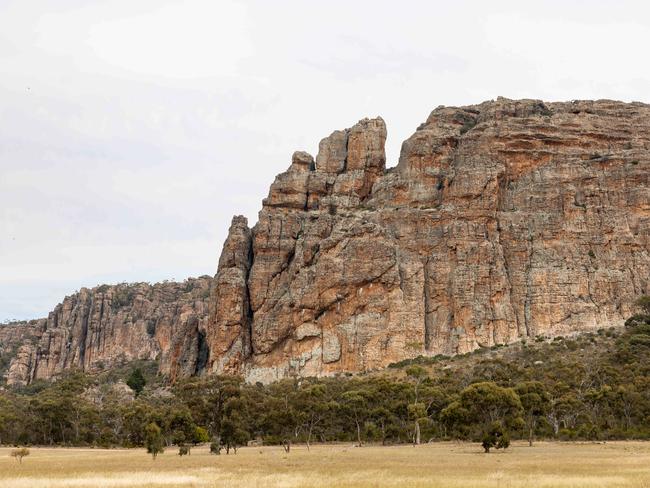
3 98 649 385
1 278 212 385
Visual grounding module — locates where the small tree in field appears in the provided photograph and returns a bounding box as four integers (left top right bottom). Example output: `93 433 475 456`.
481 422 510 453
515 381 550 446
220 416 248 454
210 436 222 455
340 389 371 446
145 422 164 460
11 448 30 463
220 397 249 454
406 365 429 445
441 381 522 450
173 431 191 455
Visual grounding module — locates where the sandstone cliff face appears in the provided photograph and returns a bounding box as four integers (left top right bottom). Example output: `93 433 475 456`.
0 320 41 386
209 98 649 383
206 215 252 374
1 277 212 385
3 98 649 385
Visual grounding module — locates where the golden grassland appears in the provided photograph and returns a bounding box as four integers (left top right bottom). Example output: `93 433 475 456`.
2 441 650 488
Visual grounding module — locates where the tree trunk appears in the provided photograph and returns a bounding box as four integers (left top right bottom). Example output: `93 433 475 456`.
282 439 291 453
528 426 533 447
414 420 421 446
355 420 362 446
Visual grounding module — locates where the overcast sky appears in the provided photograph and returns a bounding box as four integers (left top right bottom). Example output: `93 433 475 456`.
1 0 650 321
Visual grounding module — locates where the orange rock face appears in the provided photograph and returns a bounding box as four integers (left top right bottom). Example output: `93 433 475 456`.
208 98 649 383
2 98 649 385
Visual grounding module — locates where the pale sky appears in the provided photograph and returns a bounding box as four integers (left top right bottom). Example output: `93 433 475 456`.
1 0 650 321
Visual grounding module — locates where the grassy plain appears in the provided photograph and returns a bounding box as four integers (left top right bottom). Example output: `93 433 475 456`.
1 441 650 488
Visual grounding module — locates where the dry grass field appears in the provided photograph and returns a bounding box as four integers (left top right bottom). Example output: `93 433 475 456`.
2 441 650 488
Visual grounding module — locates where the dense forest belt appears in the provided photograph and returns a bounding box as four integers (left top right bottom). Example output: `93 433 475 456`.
2 308 650 451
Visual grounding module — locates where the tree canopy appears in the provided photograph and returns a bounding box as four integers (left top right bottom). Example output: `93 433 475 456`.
3 309 650 450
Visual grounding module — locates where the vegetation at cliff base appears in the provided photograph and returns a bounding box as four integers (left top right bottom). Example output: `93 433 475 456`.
2 306 650 451
126 368 146 397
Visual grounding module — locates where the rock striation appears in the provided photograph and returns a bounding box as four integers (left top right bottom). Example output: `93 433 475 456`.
2 98 649 384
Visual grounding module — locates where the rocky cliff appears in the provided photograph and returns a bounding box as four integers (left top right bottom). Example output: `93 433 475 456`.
3 98 649 385
207 98 650 383
1 278 212 385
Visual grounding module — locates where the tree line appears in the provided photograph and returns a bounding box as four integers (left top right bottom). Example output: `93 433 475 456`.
1 302 650 453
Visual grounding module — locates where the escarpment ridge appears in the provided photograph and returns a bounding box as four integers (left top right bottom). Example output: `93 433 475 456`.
2 98 649 385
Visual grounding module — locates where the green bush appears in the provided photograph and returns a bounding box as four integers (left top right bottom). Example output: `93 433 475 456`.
481 422 510 453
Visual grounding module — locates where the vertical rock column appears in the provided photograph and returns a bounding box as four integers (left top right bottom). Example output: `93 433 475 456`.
208 216 253 373
311 117 387 208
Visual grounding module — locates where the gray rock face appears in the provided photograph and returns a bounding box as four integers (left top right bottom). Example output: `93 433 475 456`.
1 278 212 385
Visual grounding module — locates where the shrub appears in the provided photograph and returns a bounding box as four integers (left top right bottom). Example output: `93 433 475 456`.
628 334 650 347
558 428 576 441
145 423 164 459
210 438 222 455
481 423 510 453
111 286 136 311
126 368 146 396
635 296 650 314
459 118 477 135
193 426 210 444
625 314 650 328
